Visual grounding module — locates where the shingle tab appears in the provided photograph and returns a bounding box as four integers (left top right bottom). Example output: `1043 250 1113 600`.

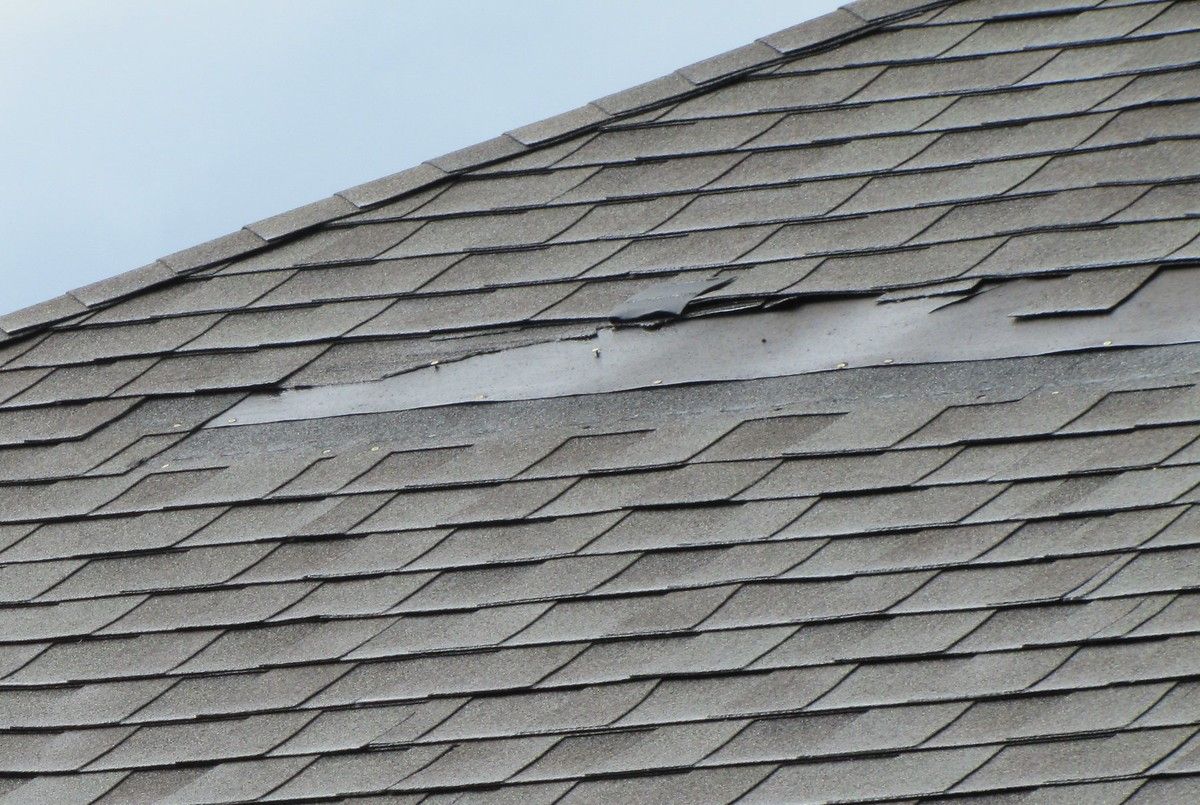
6 3 1200 800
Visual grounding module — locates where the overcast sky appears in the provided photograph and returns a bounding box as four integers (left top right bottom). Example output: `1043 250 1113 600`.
0 1 841 315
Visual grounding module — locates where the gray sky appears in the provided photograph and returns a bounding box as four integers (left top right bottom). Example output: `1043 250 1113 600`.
0 1 841 315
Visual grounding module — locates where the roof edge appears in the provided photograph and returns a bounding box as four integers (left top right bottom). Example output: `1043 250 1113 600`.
0 0 955 342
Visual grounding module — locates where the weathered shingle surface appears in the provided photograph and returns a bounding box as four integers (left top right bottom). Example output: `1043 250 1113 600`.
3 0 1200 801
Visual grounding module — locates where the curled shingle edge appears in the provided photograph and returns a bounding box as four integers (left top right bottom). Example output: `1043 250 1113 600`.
0 0 955 341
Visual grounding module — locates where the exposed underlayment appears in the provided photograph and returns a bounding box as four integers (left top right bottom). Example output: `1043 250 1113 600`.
3 0 1200 801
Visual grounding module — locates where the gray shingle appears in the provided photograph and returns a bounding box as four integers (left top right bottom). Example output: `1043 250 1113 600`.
263 746 445 800
752 609 991 667
556 153 744 203
955 727 1192 791
927 683 1171 747
712 133 938 188
814 646 1073 709
542 626 793 687
252 256 461 305
855 50 1058 103
657 178 868 232
743 206 947 262
663 67 885 121
706 701 967 764
740 746 997 803
308 644 584 706
6 5 1200 800
425 680 652 741
749 97 955 148
702 571 933 628
511 720 745 781
1021 30 1200 84
560 767 774 805
742 446 957 498
88 711 315 770
836 157 1049 215
133 664 347 722
968 220 1200 276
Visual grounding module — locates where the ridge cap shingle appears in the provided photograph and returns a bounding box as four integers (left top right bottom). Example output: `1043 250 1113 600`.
0 0 956 341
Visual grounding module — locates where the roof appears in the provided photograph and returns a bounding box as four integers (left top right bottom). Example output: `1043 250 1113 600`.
1 0 1200 801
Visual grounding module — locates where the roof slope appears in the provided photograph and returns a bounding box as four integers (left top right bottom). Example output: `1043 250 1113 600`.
2 0 1200 801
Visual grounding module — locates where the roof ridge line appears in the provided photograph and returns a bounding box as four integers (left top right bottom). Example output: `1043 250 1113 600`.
0 0 957 341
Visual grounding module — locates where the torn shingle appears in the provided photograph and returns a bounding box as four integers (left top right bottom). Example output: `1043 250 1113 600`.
3 3 1200 800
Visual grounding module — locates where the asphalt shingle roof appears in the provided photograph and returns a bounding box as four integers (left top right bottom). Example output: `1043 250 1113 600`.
2 0 1200 801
